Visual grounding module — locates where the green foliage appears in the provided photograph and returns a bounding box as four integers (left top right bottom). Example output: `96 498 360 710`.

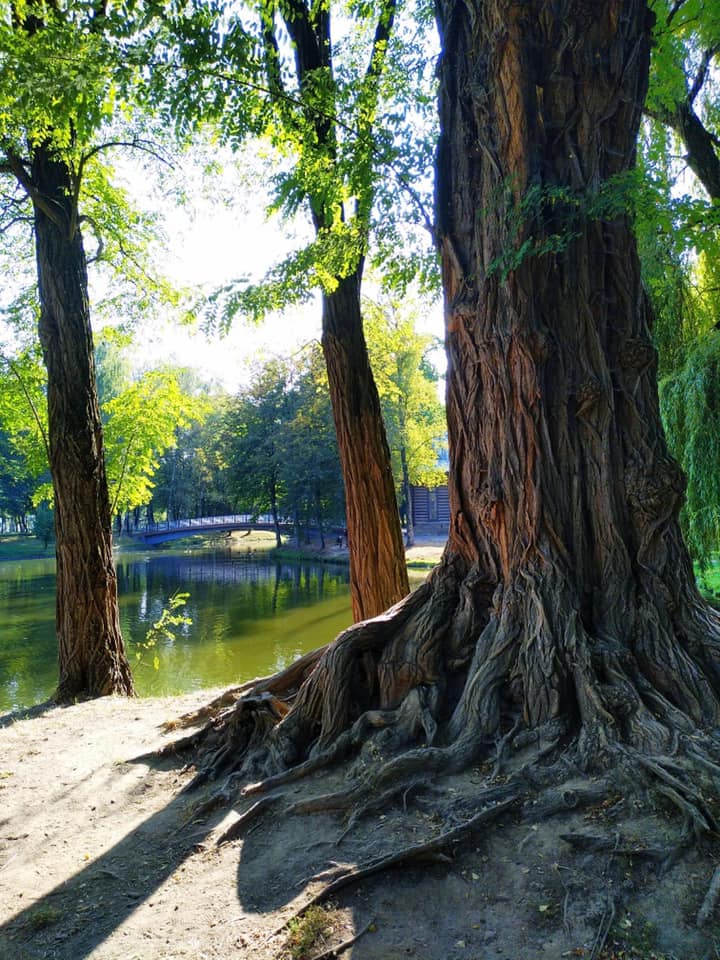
220 347 344 533
648 0 720 121
0 429 35 523
0 0 193 343
151 407 233 521
278 346 345 535
168 0 438 327
134 592 192 672
32 502 55 549
0 343 209 517
0 349 51 504
487 175 641 280
365 296 446 491
660 332 720 568
103 368 210 514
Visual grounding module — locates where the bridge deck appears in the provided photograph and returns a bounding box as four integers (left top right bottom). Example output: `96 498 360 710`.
126 515 291 544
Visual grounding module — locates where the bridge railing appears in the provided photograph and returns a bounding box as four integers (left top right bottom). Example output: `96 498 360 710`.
131 513 283 534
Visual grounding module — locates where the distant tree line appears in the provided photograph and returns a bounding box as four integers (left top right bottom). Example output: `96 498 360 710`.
0 308 445 551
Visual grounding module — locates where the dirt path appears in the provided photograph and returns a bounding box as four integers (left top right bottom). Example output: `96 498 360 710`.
1 691 718 960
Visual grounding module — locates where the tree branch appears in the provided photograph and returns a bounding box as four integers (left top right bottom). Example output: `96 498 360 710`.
667 0 690 27
258 2 286 104
78 214 105 264
110 429 137 516
365 0 399 85
2 149 64 228
689 46 719 105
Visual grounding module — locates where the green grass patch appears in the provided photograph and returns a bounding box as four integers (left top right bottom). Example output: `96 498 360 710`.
25 906 61 929
0 535 52 562
284 904 335 960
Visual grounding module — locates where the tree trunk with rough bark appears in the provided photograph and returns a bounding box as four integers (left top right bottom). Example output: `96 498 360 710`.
179 2 720 856
276 0 409 624
31 143 134 702
430 0 720 762
322 273 410 621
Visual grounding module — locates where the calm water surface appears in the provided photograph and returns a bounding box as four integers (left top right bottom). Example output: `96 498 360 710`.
0 546 353 713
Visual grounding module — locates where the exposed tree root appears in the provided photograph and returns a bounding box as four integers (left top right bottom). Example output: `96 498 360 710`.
696 865 720 928
308 915 376 960
154 546 720 960
269 788 521 943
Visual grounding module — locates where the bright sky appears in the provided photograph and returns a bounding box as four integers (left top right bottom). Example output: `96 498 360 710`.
119 151 444 394
121 156 323 391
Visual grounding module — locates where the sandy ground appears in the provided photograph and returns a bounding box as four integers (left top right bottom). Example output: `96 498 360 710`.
2 686 720 960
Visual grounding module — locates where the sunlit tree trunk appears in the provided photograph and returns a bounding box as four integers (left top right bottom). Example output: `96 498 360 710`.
322 273 409 621
431 0 720 759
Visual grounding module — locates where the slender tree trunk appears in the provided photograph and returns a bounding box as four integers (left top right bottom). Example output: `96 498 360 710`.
31 143 134 701
399 435 414 548
275 0 409 624
315 491 326 550
269 481 282 548
322 272 410 621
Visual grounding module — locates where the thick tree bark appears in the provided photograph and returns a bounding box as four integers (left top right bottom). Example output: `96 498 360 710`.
185 0 720 802
431 0 720 759
31 143 134 701
322 273 410 621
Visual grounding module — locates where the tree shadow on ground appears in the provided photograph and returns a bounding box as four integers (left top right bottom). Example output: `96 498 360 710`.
0 700 63 729
0 750 226 960
231 772 462 959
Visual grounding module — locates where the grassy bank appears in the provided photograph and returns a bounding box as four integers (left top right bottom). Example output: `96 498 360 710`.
0 534 52 562
697 558 720 605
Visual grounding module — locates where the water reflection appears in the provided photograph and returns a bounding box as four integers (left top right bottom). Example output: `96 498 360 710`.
0 548 352 713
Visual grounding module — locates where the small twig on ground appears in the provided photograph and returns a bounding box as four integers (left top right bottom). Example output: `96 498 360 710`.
589 894 616 960
310 915 376 960
697 865 720 928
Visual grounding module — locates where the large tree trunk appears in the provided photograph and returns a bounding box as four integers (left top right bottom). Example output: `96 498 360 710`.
31 143 135 701
322 273 409 621
430 0 720 761
183 1 720 824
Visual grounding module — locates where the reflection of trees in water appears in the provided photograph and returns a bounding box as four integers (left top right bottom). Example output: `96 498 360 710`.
0 552 352 711
115 553 350 629
118 554 347 590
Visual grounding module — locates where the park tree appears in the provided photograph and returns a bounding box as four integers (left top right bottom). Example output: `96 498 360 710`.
645 0 720 202
365 298 446 546
102 368 209 518
166 0 441 619
631 1 720 569
168 4 720 915
219 353 344 547
221 361 294 548
278 346 345 547
150 410 233 523
0 1 148 698
0 431 34 531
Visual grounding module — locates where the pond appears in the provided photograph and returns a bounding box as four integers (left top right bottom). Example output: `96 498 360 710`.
0 545 353 714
